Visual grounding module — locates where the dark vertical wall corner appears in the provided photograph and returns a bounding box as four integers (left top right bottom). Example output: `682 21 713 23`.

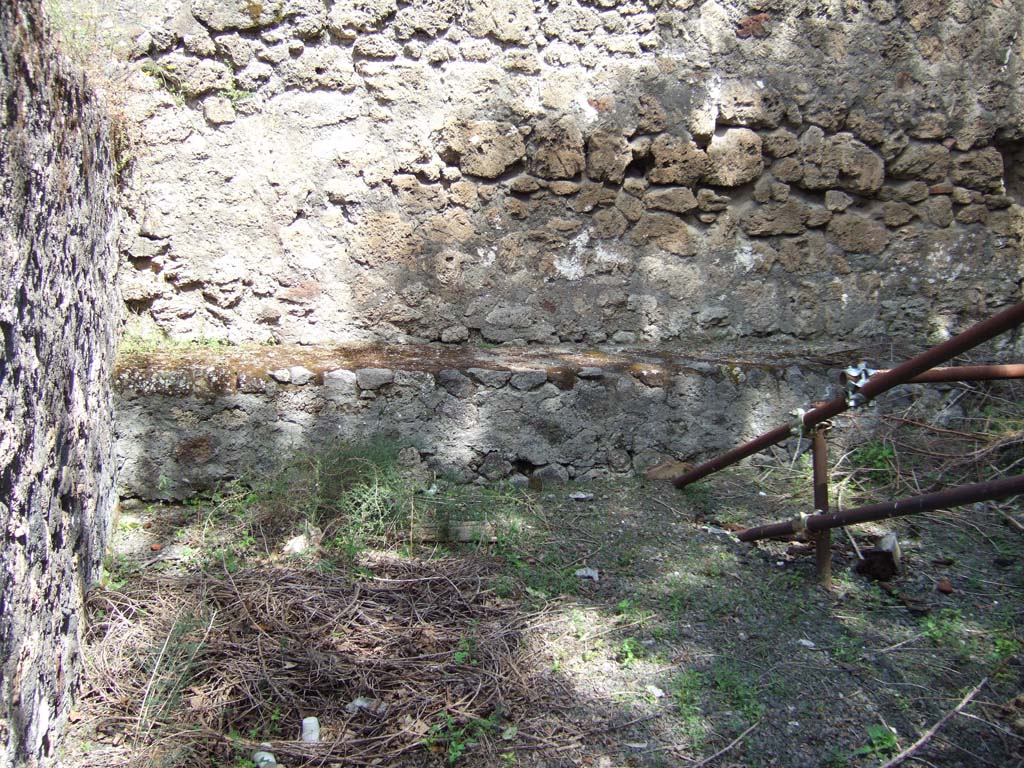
0 1 120 764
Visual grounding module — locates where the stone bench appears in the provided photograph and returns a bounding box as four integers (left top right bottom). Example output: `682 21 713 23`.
114 342 859 499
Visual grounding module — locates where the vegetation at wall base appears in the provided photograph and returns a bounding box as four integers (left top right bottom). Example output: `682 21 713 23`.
68 382 1023 766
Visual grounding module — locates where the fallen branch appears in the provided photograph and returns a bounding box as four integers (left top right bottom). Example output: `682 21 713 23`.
690 720 760 767
877 678 987 768
638 719 760 763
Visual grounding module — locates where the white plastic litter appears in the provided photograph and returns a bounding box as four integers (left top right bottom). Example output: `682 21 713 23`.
345 697 387 716
301 716 320 742
252 745 277 766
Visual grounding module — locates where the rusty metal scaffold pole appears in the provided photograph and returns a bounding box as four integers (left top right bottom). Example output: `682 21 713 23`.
842 363 1024 385
737 474 1024 543
811 426 831 587
673 301 1024 490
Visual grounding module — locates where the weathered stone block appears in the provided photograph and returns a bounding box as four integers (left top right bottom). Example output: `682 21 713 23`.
467 368 512 387
644 186 698 214
437 369 475 397
951 147 1004 192
465 0 538 43
510 370 549 390
324 369 359 396
827 213 890 254
630 213 697 255
441 118 526 179
193 0 284 30
356 368 396 389
825 190 853 212
593 207 629 238
393 0 461 36
328 0 397 35
704 128 763 187
354 34 401 58
586 131 631 183
762 128 799 158
889 142 951 183
529 117 585 180
202 95 236 124
283 0 328 38
649 135 709 186
882 201 917 227
799 129 884 195
917 196 954 227
740 200 809 236
717 81 784 128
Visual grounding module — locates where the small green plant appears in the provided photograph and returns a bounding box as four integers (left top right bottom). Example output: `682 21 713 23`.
453 636 478 666
989 633 1022 663
140 58 184 99
670 669 707 746
616 636 646 668
823 746 850 767
219 86 253 105
921 608 970 657
710 661 764 723
423 713 496 764
852 724 898 760
118 332 234 355
830 635 862 664
847 440 897 491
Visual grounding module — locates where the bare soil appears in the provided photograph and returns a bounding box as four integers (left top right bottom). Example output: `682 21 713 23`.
65 382 1024 768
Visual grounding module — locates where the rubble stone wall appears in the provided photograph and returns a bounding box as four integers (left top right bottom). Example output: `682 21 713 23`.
0 2 120 764
114 343 837 498
119 0 1024 347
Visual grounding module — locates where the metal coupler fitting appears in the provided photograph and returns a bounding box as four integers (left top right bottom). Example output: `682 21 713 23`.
791 510 811 534
843 360 877 408
789 407 808 435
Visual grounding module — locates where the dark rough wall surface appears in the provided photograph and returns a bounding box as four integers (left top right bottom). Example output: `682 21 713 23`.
0 1 120 764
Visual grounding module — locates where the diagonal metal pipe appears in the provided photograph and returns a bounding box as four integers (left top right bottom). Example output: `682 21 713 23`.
673 301 1024 489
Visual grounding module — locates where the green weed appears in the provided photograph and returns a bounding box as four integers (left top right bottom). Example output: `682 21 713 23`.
219 86 253 104
830 635 862 664
453 635 479 666
118 332 233 356
669 669 707 746
847 440 897 491
709 661 764 724
852 724 898 760
423 712 497 764
921 609 970 656
616 636 646 668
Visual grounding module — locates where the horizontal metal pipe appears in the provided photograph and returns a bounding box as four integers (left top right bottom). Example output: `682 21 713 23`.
738 473 1024 542
849 363 1024 384
673 302 1024 489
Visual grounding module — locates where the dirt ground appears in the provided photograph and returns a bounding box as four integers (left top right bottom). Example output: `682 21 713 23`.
64 394 1024 768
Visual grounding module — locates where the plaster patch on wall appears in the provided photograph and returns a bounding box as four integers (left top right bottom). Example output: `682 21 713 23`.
734 245 758 272
554 231 590 280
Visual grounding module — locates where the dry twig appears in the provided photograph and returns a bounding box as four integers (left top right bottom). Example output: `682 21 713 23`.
877 678 987 768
